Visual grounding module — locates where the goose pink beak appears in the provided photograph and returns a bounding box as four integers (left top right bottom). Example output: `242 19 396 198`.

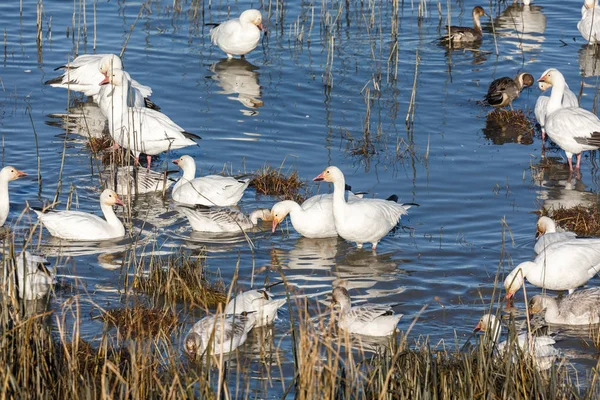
99 75 110 85
271 219 279 233
16 170 28 178
313 172 325 182
473 322 482 333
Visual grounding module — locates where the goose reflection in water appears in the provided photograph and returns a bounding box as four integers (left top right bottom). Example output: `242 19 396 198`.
210 58 263 114
531 157 597 212
494 1 546 57
46 99 108 139
578 45 600 77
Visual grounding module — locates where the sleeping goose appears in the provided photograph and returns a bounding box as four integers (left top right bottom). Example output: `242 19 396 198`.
225 288 285 327
538 68 600 171
45 53 153 107
440 6 487 44
210 10 264 58
579 0 600 44
33 189 125 241
529 288 600 325
313 166 413 250
0 166 27 227
99 69 199 167
171 155 249 207
484 73 534 110
177 205 271 233
184 312 256 357
504 238 600 301
535 80 579 141
533 216 576 254
331 286 402 337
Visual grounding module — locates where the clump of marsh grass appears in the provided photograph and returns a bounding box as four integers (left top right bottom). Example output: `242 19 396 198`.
251 164 308 203
541 205 600 236
93 304 178 338
132 252 227 308
86 135 113 153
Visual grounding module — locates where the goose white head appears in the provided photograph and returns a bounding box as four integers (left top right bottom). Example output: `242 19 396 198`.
584 0 598 10
536 216 557 238
313 165 343 183
504 262 531 300
240 9 264 31
250 208 273 225
99 67 126 86
538 81 550 92
270 202 293 232
473 314 502 343
98 54 123 77
537 68 565 88
0 166 27 182
100 189 125 207
172 155 196 172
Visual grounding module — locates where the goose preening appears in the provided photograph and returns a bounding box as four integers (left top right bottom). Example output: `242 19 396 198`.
504 239 600 301
225 289 286 327
534 216 576 254
331 286 402 337
440 6 487 44
210 10 264 59
529 288 600 325
103 166 174 196
579 0 600 44
172 155 249 207
99 69 199 167
4 251 54 300
45 53 153 107
177 205 271 233
484 73 534 110
535 80 579 141
0 166 27 227
473 314 558 369
313 166 414 250
537 68 600 171
183 312 256 357
33 189 125 241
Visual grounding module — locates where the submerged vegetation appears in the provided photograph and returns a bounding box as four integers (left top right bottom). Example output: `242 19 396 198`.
251 164 308 203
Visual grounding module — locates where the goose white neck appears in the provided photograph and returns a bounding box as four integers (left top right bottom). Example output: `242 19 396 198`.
547 74 566 115
0 177 10 226
100 202 125 236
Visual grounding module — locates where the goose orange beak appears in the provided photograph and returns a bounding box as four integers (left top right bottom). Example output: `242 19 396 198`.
16 170 28 178
313 172 325 182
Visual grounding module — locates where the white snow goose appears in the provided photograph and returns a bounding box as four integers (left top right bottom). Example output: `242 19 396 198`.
225 288 286 327
533 216 576 254
331 286 402 337
33 189 125 241
535 80 579 141
103 166 174 196
537 68 600 171
184 312 256 357
504 238 600 301
313 166 414 250
99 70 200 168
0 166 27 227
45 54 155 108
529 288 600 325
579 0 600 44
171 155 249 207
5 251 54 300
177 205 271 233
210 10 264 59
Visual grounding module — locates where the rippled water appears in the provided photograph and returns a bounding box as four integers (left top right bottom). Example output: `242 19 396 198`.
2 0 600 395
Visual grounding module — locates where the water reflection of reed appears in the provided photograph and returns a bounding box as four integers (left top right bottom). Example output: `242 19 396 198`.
210 58 263 114
578 45 600 77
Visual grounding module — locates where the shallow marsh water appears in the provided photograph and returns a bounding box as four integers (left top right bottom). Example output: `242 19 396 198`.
2 0 600 395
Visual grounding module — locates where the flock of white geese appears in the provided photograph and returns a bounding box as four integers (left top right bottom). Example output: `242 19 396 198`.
4 2 600 361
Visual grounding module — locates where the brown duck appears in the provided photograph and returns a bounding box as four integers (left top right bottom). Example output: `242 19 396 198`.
441 6 487 43
484 73 535 110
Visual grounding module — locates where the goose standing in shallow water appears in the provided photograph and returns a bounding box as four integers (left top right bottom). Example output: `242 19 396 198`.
184 312 256 357
535 80 579 141
579 0 600 44
537 68 600 171
529 288 600 325
33 189 125 241
331 287 402 337
313 166 413 250
172 155 250 207
210 10 264 59
504 238 600 301
533 216 576 254
225 289 286 327
484 73 534 110
440 6 487 44
0 166 27 227
177 206 271 233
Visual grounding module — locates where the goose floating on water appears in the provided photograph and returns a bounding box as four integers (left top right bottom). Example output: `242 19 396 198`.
4 251 54 300
177 205 271 233
225 288 286 327
184 312 256 357
529 288 600 325
533 216 577 254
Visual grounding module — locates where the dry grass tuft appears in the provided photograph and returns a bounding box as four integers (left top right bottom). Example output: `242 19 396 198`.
86 135 114 153
251 165 308 203
95 305 178 338
133 252 227 308
483 109 535 145
541 204 600 236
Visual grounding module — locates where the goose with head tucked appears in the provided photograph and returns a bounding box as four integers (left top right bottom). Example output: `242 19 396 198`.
529 288 600 325
210 10 264 59
440 6 487 44
537 68 600 171
225 288 285 327
331 286 402 337
33 189 125 241
172 155 249 207
177 205 271 233
484 73 534 110
98 69 199 168
184 312 256 357
535 80 579 141
533 216 576 254
313 166 413 250
0 166 27 227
